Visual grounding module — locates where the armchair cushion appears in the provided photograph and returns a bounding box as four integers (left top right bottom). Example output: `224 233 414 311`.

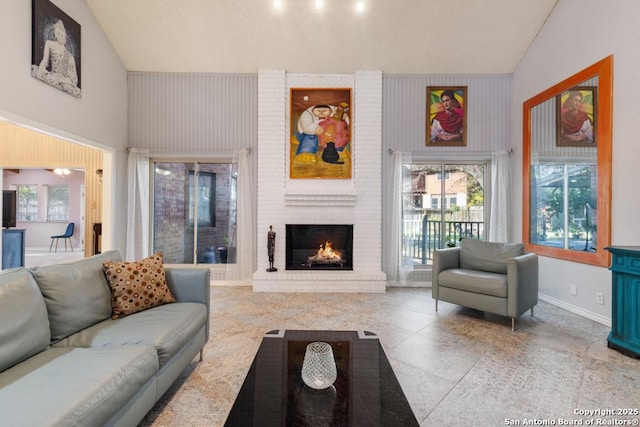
459 238 524 274
439 269 508 298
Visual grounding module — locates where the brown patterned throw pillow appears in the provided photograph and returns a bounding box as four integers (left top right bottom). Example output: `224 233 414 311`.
103 252 175 319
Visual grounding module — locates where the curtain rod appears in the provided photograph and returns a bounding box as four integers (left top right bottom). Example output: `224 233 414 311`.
127 147 251 155
388 148 513 155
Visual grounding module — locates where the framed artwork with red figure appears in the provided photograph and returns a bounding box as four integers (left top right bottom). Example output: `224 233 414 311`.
556 87 596 147
426 86 467 147
289 88 352 179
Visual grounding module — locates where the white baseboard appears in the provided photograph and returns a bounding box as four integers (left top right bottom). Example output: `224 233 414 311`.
210 280 253 287
538 294 611 327
387 281 431 288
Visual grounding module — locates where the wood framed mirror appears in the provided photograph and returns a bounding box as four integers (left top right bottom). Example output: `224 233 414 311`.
523 56 612 267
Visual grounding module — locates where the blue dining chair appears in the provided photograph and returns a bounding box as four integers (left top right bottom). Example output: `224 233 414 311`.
49 223 74 253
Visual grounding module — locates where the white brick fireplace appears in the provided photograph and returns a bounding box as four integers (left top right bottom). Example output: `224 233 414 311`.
253 70 387 292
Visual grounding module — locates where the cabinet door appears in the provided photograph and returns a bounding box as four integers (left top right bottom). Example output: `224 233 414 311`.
619 274 640 349
2 230 25 269
607 247 640 357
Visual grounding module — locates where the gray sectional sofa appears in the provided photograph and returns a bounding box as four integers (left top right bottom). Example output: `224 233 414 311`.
0 250 210 427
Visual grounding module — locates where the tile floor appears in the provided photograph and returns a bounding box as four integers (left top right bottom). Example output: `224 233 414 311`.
139 286 640 426
24 247 84 268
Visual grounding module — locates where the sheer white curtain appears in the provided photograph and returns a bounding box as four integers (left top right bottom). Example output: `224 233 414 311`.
489 150 512 242
126 148 150 260
386 151 411 284
225 148 254 282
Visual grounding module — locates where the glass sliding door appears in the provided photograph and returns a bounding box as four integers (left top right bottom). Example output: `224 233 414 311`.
402 162 487 266
152 161 237 265
442 163 486 245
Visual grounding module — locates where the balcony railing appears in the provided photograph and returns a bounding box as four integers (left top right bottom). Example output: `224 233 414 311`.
403 217 484 265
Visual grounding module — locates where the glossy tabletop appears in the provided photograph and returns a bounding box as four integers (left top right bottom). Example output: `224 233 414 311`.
224 329 418 427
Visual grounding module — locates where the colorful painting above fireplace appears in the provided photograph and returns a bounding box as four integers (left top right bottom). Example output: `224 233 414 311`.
289 88 352 179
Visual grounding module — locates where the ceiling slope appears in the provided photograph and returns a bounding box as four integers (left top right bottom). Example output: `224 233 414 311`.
85 0 558 74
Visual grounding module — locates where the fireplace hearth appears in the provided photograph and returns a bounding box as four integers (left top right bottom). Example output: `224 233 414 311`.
286 224 353 270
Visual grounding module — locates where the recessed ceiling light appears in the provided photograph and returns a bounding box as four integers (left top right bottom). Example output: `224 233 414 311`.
273 0 283 10
53 168 71 176
355 1 366 13
314 0 324 11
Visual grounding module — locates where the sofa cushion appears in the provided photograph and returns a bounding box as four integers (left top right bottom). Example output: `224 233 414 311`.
0 269 50 373
0 345 158 427
459 238 524 274
438 268 509 298
103 252 175 319
29 250 122 342
53 302 206 368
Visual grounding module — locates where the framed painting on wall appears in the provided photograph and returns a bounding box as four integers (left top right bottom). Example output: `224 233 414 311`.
31 0 81 98
426 86 467 146
290 88 352 179
556 87 596 147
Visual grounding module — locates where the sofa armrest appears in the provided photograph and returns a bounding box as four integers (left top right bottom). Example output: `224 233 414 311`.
165 268 210 342
432 247 461 299
506 252 539 317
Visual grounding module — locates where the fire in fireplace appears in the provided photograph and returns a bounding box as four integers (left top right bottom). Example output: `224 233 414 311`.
286 224 353 270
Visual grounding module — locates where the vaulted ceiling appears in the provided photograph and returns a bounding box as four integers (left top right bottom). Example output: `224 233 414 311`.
85 0 559 74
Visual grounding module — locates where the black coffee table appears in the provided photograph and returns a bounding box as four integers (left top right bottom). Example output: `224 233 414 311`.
225 330 418 426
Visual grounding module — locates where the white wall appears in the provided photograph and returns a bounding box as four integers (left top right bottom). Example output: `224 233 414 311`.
0 0 128 255
513 0 640 324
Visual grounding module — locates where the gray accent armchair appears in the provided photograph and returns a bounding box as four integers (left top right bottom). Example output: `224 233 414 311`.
432 238 539 330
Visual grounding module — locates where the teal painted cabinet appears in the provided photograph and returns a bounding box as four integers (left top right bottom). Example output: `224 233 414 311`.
605 246 640 358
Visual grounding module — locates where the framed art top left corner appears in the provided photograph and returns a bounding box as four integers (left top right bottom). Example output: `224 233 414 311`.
31 0 81 98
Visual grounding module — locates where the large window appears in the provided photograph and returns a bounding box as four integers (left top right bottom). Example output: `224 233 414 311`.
402 162 487 266
15 184 71 222
152 162 236 265
529 163 596 252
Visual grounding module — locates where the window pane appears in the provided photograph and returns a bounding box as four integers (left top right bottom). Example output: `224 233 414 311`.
444 164 485 246
402 162 486 266
17 184 38 222
188 172 215 227
530 163 597 251
47 185 70 221
154 163 194 264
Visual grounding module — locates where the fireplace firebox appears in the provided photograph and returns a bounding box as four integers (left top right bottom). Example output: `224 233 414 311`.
286 224 353 270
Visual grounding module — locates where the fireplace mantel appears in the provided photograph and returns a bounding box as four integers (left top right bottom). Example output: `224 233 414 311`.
284 193 357 207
